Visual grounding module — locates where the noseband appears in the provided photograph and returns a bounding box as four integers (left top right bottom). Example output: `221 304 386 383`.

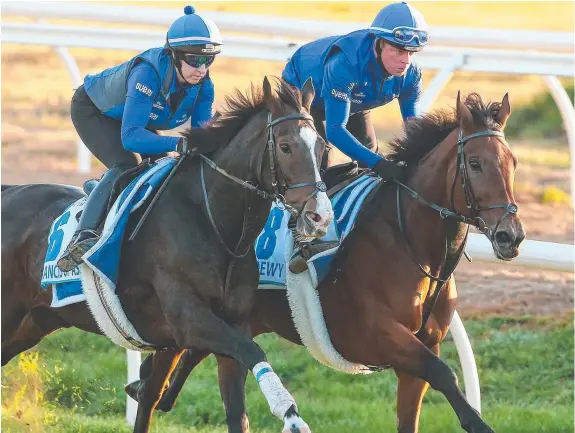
450 128 518 239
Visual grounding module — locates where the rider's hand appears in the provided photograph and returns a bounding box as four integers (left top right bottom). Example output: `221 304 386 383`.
176 137 200 155
373 158 407 182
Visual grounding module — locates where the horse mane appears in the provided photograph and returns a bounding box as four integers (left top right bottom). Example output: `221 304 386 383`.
180 77 302 150
387 93 504 165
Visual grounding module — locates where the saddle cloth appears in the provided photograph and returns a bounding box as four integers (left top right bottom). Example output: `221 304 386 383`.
40 157 176 307
256 174 381 289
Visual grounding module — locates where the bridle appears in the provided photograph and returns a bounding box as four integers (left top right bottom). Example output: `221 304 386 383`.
200 110 327 258
449 128 518 239
260 111 328 215
395 127 518 336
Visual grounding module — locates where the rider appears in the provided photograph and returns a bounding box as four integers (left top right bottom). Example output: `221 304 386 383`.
57 5 222 272
282 1 428 179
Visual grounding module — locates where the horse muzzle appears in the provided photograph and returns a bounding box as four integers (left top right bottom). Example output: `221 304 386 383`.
295 192 333 239
491 223 526 261
284 182 333 239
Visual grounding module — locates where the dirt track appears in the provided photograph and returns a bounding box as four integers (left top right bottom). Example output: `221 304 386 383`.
2 123 573 318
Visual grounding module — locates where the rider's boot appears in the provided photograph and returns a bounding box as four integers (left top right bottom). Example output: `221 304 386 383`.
57 165 128 272
288 240 340 274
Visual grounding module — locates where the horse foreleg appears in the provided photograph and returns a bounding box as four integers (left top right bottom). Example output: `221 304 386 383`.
394 344 438 433
132 349 184 433
155 348 211 412
381 321 493 433
168 299 310 433
216 354 250 433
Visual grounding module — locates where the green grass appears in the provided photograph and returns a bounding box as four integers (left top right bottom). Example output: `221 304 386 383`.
2 316 573 433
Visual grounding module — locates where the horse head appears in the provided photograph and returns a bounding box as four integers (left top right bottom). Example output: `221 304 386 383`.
259 76 333 238
447 91 525 259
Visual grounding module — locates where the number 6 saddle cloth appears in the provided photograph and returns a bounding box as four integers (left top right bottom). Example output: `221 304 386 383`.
40 158 176 308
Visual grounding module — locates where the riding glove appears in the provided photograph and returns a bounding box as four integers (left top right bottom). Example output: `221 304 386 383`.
176 137 199 155
373 158 407 182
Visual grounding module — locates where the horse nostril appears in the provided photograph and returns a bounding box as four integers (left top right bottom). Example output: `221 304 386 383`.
495 230 512 246
306 212 322 223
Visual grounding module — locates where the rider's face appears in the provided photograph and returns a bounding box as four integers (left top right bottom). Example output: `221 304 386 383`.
177 61 207 85
379 41 414 77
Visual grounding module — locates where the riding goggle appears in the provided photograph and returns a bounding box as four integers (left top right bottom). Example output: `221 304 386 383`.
181 54 216 68
373 26 429 46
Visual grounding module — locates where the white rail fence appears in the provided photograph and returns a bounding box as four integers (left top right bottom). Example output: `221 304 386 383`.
3 2 574 427
4 2 574 52
3 2 574 186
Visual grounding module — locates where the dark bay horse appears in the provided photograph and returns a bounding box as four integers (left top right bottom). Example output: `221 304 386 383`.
138 92 525 433
2 77 335 433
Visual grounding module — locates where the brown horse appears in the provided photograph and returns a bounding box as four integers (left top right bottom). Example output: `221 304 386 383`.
2 78 335 433
134 92 525 433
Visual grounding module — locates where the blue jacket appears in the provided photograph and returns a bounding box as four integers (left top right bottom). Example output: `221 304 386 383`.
83 48 214 154
282 30 422 167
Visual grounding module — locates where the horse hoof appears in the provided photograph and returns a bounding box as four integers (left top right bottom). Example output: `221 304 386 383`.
282 404 310 433
282 423 311 433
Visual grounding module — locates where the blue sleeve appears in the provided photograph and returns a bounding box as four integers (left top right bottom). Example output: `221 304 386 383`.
321 55 383 168
399 66 423 121
325 98 383 168
121 64 179 154
191 79 214 127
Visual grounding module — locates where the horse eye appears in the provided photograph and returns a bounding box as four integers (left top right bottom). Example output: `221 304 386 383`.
279 142 291 154
469 158 482 171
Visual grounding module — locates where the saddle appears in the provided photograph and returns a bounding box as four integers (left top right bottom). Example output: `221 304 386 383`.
323 161 364 195
83 160 151 201
289 162 370 273
81 160 153 232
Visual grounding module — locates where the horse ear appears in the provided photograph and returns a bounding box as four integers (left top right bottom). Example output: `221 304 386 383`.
495 93 511 129
456 90 474 134
301 77 315 113
263 76 281 116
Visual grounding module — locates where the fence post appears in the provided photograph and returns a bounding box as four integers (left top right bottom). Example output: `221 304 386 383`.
126 350 142 425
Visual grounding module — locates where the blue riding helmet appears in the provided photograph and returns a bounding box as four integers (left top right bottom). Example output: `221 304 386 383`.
369 2 428 52
166 5 223 55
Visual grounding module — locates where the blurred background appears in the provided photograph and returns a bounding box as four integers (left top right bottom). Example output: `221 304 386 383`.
2 2 574 433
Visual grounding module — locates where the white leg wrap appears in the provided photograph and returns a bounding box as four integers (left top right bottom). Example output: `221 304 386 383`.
253 362 297 419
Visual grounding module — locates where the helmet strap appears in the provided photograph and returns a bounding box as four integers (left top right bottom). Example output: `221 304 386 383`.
170 49 197 86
